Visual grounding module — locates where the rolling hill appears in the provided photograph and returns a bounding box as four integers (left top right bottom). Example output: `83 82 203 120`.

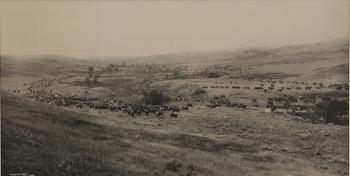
1 54 85 77
1 38 348 82
100 38 349 81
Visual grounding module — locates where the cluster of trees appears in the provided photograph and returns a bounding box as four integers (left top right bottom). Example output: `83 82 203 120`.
143 89 171 105
315 98 348 125
85 66 100 86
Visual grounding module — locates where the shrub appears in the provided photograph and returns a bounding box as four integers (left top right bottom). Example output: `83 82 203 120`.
207 71 221 78
166 160 183 172
193 88 206 96
143 89 171 105
315 99 348 125
199 71 222 78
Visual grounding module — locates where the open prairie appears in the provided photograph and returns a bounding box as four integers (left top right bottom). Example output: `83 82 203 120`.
1 38 349 175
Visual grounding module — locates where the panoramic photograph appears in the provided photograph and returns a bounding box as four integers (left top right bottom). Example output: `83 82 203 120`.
1 1 349 176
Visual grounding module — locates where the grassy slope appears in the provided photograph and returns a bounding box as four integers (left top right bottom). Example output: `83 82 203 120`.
96 38 348 82
2 92 348 176
1 55 77 77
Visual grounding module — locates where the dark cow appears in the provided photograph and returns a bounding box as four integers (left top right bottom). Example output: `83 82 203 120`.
170 113 179 118
155 111 163 117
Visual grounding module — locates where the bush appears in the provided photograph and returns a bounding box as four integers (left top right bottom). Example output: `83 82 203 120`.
166 160 183 172
143 89 171 105
315 99 348 125
208 72 221 78
199 71 222 78
193 88 206 96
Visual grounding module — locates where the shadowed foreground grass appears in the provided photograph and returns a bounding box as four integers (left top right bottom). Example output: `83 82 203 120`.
1 92 348 176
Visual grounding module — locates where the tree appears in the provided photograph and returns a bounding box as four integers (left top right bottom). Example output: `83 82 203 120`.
93 76 98 83
88 66 94 78
106 67 112 73
173 69 181 79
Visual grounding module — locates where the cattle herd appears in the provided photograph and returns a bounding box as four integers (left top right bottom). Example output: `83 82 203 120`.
206 96 247 109
202 80 349 93
21 78 192 118
24 92 193 118
11 76 349 120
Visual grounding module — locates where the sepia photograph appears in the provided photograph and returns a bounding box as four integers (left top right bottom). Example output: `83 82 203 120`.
1 1 349 175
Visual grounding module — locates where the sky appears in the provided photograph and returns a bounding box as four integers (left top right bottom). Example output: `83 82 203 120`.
0 0 348 58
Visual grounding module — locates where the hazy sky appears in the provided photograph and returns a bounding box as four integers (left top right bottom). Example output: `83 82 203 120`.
0 0 348 58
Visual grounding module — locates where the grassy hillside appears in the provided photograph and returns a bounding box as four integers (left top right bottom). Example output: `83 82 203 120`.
97 38 348 82
109 38 348 65
2 92 348 176
1 54 85 77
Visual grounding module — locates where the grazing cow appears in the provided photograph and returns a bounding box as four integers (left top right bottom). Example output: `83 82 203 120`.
181 106 189 111
144 110 150 116
231 103 246 109
135 110 142 115
170 106 181 112
156 111 164 117
75 103 83 109
170 113 179 118
252 98 258 107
